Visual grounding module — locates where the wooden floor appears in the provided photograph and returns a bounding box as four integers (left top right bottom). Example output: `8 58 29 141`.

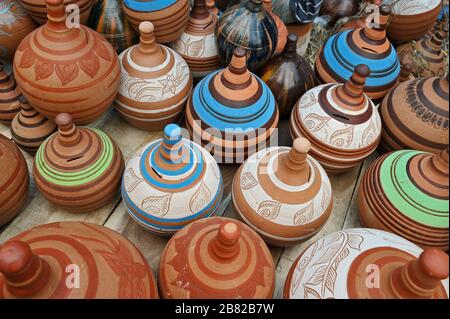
0 110 376 299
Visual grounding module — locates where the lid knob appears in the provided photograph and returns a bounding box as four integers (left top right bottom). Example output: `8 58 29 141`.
55 113 81 147
18 96 36 117
364 4 390 41
160 124 184 163
222 47 251 87
431 147 449 176
192 0 210 20
282 33 298 58
339 64 370 108
275 138 311 186
399 63 413 83
45 0 68 30
211 222 241 260
262 0 273 12
138 21 157 54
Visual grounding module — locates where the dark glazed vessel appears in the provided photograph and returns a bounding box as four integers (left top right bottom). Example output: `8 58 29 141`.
320 0 359 25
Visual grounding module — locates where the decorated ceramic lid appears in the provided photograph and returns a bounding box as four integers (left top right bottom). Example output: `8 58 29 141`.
0 221 159 299
316 4 400 100
34 113 124 212
159 216 275 298
290 64 382 174
122 124 223 236
262 0 288 55
186 48 279 164
0 63 21 123
115 21 192 131
232 138 333 246
284 228 449 299
358 148 449 250
0 134 29 227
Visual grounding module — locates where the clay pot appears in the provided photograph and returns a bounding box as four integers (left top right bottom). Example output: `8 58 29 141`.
291 65 382 174
320 0 359 25
263 0 288 55
316 4 400 101
185 48 279 164
122 124 223 236
18 0 93 25
115 22 192 131
0 63 21 123
379 76 448 154
171 0 221 79
159 217 275 298
232 138 333 246
13 0 120 125
272 0 297 23
0 221 159 298
284 228 449 298
290 0 323 23
122 0 190 44
0 0 37 62
33 113 124 212
285 22 313 57
358 148 449 250
260 33 317 118
0 134 29 227
11 96 57 154
87 0 138 54
216 0 278 72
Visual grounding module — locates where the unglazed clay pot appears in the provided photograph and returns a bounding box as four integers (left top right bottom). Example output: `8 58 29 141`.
316 4 400 100
0 63 21 123
34 113 124 212
379 76 448 154
290 65 382 174
0 134 29 227
159 217 275 298
11 96 57 154
87 0 138 54
284 228 449 299
122 124 223 236
272 0 297 23
290 0 323 23
232 138 333 246
320 0 359 25
115 22 192 131
216 0 278 72
0 221 159 298
18 0 93 25
358 148 449 250
260 33 317 118
186 48 279 164
286 22 313 57
13 0 120 125
263 0 288 55
171 0 221 79
0 0 37 62
122 0 190 44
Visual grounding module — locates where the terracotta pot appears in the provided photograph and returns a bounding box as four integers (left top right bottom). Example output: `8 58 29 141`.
11 96 57 154
284 228 449 298
0 63 21 123
263 0 288 55
122 0 190 44
0 0 37 62
290 0 323 23
290 64 382 174
185 48 279 164
13 0 120 125
159 217 275 298
358 148 449 250
285 22 313 57
320 0 359 25
33 113 124 213
0 134 29 227
272 0 297 23
0 221 159 298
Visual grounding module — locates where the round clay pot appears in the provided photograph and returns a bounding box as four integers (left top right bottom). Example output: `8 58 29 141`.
0 134 29 227
263 0 288 55
159 217 275 298
0 63 21 124
33 113 124 213
0 221 159 298
358 148 449 250
284 228 449 298
320 0 359 25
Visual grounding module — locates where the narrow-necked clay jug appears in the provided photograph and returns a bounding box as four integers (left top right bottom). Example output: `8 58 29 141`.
159 217 275 298
0 62 21 123
262 0 288 55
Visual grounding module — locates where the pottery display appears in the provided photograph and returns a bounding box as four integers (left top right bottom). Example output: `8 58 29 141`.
13 0 120 125
0 63 21 123
260 33 317 118
0 134 29 227
316 4 400 100
290 0 323 23
11 96 57 154
272 0 297 24
286 22 313 57
159 217 275 298
379 76 449 154
186 48 279 164
284 228 449 299
87 0 138 54
216 0 278 72
18 0 94 25
232 138 333 246
291 65 382 174
122 0 190 44
0 221 159 298
34 113 124 212
359 148 449 250
115 22 192 131
263 0 288 55
0 0 37 62
171 0 221 79
320 0 359 25
122 124 223 236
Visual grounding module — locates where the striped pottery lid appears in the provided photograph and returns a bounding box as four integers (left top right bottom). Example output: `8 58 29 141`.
122 0 178 12
0 63 21 123
122 124 223 236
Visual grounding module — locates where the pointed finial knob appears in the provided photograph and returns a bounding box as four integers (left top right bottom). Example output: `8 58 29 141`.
138 21 158 54
212 222 241 259
342 64 370 101
55 113 81 147
45 0 67 28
